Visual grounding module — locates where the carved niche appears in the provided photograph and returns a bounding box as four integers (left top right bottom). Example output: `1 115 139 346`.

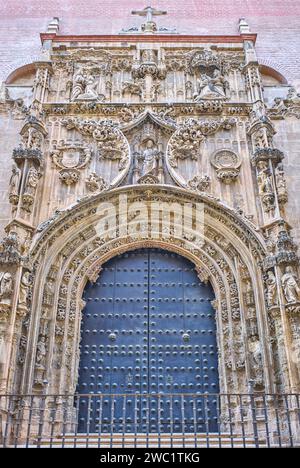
123 116 172 185
189 48 229 102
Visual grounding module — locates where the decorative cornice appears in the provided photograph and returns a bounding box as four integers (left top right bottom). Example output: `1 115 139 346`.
40 33 257 45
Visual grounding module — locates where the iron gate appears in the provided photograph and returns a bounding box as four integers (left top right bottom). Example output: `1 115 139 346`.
76 249 219 433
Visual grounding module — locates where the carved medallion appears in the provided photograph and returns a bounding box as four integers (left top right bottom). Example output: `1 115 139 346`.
210 149 242 184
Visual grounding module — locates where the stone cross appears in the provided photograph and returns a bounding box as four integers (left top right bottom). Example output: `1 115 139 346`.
131 6 167 23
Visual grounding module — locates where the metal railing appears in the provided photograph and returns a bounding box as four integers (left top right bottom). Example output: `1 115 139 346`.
0 393 299 448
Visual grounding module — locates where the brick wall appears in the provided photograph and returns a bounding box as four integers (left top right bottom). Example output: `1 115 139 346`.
1 1 300 84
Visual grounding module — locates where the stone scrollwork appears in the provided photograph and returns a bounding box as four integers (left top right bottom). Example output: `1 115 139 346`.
210 149 242 184
187 175 211 193
167 117 236 168
62 118 130 171
85 172 108 193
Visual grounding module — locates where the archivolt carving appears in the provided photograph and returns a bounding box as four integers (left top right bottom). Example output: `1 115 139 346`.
13 186 271 396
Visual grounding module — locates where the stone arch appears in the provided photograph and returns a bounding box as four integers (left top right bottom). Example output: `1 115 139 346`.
2 57 42 84
16 186 273 399
259 63 289 86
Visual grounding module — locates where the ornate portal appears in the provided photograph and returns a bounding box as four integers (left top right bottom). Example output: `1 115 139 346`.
0 7 300 448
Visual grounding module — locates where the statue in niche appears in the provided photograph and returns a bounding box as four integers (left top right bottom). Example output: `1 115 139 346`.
24 166 39 196
281 266 300 304
257 162 274 197
9 164 21 197
18 271 31 315
35 335 47 369
71 68 98 101
275 163 288 203
140 139 159 177
266 271 278 307
249 336 264 388
0 272 13 314
194 68 227 101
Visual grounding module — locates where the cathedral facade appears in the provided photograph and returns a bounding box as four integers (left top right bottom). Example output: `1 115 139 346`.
0 3 300 447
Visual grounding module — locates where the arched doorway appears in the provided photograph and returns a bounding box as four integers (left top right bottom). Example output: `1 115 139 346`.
76 248 219 433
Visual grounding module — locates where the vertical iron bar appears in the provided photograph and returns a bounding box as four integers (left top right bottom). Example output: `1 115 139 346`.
181 394 185 449
73 395 80 449
61 396 68 448
49 396 58 449
170 394 174 449
134 394 138 449
217 394 222 449
283 394 293 448
158 394 161 449
262 395 271 448
3 395 13 448
238 395 246 448
203 394 209 448
13 397 22 448
227 394 234 448
36 395 46 448
86 395 92 448
250 393 259 448
274 394 282 448
25 395 34 448
146 395 150 449
122 394 127 449
98 395 103 449
110 395 115 449
192 395 197 448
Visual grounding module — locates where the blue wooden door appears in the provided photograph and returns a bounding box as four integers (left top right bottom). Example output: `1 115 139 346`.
77 249 219 433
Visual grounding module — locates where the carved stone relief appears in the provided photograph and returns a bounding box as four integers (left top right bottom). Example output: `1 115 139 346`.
210 149 242 184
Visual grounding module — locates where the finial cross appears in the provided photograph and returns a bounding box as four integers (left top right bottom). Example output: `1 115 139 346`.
131 6 167 23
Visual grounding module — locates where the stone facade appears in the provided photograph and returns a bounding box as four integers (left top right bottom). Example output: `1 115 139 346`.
0 4 300 443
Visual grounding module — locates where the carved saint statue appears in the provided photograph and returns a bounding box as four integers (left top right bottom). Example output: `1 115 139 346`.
71 68 98 101
18 271 31 313
9 164 21 197
249 336 263 388
194 69 226 101
24 166 39 196
281 266 300 304
140 139 159 177
266 271 278 307
275 163 288 202
71 68 87 100
0 272 13 313
35 335 47 369
257 161 274 195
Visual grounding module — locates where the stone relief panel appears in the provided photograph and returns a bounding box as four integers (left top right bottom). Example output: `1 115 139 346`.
48 45 246 105
45 116 131 213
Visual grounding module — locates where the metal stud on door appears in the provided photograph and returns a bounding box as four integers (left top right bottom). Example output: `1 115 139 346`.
76 249 219 434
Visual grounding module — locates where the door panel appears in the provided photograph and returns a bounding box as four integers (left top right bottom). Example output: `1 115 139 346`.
77 249 219 433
